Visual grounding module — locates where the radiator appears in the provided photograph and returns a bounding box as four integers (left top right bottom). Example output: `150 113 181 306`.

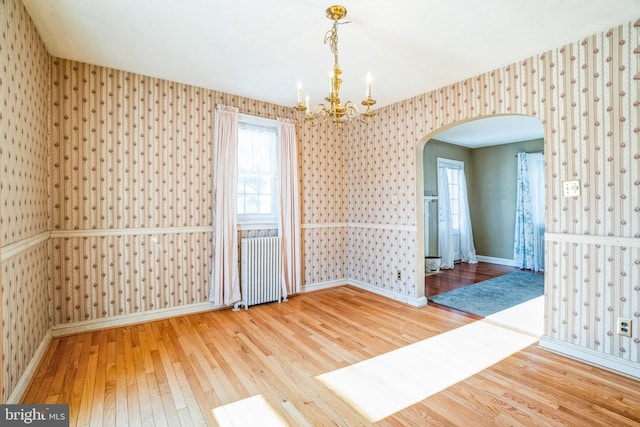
234 237 282 310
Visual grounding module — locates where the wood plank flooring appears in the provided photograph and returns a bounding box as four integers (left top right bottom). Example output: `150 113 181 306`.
425 261 519 297
22 285 640 426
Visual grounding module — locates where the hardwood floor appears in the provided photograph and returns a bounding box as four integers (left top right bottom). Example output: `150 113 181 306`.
425 262 519 297
22 285 640 426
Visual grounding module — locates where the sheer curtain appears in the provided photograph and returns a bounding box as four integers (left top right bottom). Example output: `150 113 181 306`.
514 152 545 272
458 171 478 264
438 160 477 269
209 105 241 306
277 118 301 298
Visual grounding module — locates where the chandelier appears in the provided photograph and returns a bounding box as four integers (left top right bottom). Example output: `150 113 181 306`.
294 5 376 126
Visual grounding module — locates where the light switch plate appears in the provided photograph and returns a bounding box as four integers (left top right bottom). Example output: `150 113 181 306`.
562 179 581 197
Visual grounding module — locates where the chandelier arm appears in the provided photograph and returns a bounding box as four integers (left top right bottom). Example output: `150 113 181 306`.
343 100 362 113
309 102 329 115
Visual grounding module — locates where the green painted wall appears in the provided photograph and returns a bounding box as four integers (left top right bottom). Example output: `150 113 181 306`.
470 138 544 260
423 137 544 261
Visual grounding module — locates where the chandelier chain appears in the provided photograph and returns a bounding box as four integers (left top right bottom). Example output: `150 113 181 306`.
324 21 341 69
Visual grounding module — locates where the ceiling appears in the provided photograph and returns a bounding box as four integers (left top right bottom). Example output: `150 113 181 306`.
21 1 640 145
433 115 544 147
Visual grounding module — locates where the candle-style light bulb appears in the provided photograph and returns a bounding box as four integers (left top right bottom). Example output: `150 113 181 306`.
366 72 373 98
305 95 310 111
297 82 303 104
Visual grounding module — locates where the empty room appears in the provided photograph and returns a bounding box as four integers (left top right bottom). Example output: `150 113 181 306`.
1 0 639 425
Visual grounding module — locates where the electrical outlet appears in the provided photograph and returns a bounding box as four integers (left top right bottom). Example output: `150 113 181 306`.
396 270 402 281
562 179 581 197
617 317 632 337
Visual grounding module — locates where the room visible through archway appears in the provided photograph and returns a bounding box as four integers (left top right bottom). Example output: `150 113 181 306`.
418 115 545 321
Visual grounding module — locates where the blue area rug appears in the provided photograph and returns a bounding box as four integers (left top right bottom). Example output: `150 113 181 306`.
428 271 544 317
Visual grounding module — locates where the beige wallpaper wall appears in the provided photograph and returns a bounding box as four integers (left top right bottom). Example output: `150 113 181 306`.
346 20 639 364
298 121 348 285
1 2 49 244
2 242 49 399
0 0 51 401
49 60 347 324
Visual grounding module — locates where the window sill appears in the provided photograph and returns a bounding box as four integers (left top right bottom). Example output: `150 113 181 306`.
237 222 278 231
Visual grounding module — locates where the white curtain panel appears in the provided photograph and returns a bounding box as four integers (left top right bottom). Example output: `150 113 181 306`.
437 166 454 269
277 118 301 297
210 104 241 306
438 161 477 269
458 169 478 264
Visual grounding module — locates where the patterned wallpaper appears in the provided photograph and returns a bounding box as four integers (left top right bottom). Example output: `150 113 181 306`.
345 20 639 363
2 242 49 399
49 60 348 323
51 233 212 323
0 1 49 244
298 122 348 287
298 124 346 224
547 242 639 361
303 226 347 285
0 0 50 402
50 61 215 230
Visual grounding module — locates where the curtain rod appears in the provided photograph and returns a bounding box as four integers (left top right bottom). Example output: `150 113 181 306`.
515 151 543 157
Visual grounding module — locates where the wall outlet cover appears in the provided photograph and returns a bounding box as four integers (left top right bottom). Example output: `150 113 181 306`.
617 317 632 338
562 179 581 197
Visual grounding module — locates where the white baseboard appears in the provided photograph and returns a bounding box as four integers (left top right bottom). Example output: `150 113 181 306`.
539 336 640 379
348 279 428 308
8 329 53 404
303 278 428 307
476 255 516 267
51 302 220 337
301 279 344 293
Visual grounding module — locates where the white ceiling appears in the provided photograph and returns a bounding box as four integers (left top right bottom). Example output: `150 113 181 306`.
433 115 544 147
21 0 640 111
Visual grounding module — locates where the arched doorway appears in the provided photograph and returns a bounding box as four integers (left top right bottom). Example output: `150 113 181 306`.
416 115 544 320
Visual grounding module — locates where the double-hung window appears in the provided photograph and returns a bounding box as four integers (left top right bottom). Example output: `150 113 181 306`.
236 114 278 226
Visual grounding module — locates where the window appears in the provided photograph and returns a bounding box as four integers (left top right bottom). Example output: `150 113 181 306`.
446 166 461 231
236 114 278 225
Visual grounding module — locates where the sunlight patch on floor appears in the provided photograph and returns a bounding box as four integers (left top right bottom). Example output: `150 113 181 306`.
212 394 288 427
485 295 544 337
316 296 543 422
